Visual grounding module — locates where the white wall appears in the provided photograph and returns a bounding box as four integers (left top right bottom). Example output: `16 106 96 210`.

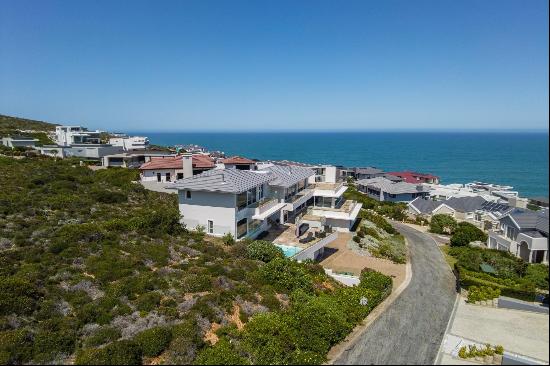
178 190 237 237
141 168 183 182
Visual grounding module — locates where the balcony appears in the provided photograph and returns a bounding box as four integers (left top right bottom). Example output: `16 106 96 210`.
309 200 362 220
285 188 313 211
251 198 287 221
312 182 347 198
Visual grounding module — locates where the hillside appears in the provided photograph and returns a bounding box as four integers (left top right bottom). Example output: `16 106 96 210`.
0 114 58 145
0 155 392 365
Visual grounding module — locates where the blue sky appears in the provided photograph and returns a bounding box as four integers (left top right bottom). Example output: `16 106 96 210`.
0 0 548 131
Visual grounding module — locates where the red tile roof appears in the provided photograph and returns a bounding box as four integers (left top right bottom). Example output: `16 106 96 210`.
139 155 215 170
386 171 439 183
222 156 255 164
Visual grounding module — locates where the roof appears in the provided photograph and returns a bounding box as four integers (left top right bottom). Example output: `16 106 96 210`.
386 171 439 183
262 165 314 188
353 167 384 175
356 177 429 195
444 196 487 213
139 155 215 170
506 208 549 234
222 156 255 165
480 201 512 215
168 169 273 194
408 198 441 214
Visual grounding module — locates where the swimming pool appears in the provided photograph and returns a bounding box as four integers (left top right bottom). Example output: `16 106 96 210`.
274 244 303 258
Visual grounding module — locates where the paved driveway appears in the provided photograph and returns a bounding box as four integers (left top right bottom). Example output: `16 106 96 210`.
334 222 457 365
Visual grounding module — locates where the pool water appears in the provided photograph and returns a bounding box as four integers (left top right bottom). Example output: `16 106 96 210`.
274 244 302 257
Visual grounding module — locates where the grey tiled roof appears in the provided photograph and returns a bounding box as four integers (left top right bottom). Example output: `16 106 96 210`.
168 169 273 194
444 196 487 213
409 198 440 214
357 177 429 195
353 167 383 175
507 208 549 234
262 165 314 188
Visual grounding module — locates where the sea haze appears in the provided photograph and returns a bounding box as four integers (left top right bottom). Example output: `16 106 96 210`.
135 131 549 198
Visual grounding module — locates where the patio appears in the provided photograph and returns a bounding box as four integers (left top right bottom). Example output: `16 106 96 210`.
263 222 324 248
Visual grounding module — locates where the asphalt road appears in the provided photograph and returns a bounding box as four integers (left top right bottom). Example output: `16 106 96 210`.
334 222 457 365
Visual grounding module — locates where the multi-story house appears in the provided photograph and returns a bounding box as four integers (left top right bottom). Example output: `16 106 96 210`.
109 135 150 151
386 171 440 185
357 176 430 202
139 153 216 182
54 126 102 146
487 209 548 263
168 164 362 239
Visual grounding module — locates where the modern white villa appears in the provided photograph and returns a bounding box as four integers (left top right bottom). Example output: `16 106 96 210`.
168 163 361 240
109 135 150 151
1 135 39 148
54 125 102 146
487 208 549 263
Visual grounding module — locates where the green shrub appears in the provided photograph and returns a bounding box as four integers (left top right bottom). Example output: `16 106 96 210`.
0 329 33 364
429 214 457 234
0 277 41 315
84 326 122 348
467 286 501 303
352 236 361 243
246 240 284 262
222 233 235 246
91 188 128 204
257 257 313 293
359 268 393 294
134 326 172 357
32 328 77 363
75 340 142 365
195 338 249 365
136 292 162 312
450 222 487 247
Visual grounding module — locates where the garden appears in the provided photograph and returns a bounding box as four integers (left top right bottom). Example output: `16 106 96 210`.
0 155 393 365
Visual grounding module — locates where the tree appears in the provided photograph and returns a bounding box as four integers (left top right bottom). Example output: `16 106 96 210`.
450 222 487 247
429 214 458 234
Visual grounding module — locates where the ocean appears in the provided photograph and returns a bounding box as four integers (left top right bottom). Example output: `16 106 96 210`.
137 132 549 198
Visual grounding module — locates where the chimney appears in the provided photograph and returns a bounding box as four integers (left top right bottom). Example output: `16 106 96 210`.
182 153 193 178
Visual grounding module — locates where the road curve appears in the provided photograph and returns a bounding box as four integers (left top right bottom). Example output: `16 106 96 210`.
334 222 457 365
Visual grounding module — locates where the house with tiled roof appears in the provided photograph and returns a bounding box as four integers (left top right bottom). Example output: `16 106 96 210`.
139 153 216 183
167 163 362 240
356 176 430 202
488 209 548 263
386 171 440 185
407 196 513 230
220 156 256 170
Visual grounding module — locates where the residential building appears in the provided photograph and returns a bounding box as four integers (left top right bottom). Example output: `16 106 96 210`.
386 171 440 184
408 196 512 230
139 153 216 182
356 176 430 202
487 209 548 263
220 156 256 170
54 126 102 146
341 166 385 180
102 151 174 168
168 165 362 239
109 135 150 150
1 135 39 148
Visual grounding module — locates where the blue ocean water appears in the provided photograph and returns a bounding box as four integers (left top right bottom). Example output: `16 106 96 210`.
139 132 549 198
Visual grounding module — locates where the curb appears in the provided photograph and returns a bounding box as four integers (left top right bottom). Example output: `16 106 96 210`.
434 293 460 365
325 236 413 364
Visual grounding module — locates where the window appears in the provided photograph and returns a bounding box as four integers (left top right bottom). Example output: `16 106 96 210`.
156 173 161 182
258 184 264 200
186 191 192 199
166 172 171 181
247 187 257 205
207 220 214 234
236 218 248 239
506 226 517 240
237 192 247 210
177 173 184 180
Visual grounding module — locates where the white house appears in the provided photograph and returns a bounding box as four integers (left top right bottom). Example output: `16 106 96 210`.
54 126 102 146
109 136 150 151
139 153 216 182
168 164 362 240
487 209 548 263
1 136 39 148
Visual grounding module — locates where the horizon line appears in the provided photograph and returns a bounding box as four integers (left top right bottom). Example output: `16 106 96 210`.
125 128 550 134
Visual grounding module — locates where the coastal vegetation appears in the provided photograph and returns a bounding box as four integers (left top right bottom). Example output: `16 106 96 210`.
450 246 548 301
344 184 407 222
0 114 56 146
0 155 392 365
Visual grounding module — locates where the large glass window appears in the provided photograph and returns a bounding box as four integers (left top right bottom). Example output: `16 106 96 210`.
249 219 262 234
247 187 257 205
237 192 247 210
237 218 248 239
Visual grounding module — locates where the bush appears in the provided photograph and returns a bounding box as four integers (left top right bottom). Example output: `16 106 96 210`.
0 329 33 364
257 257 313 293
467 286 501 303
246 240 285 263
0 277 41 315
450 222 487 247
195 338 249 365
429 214 457 234
222 233 235 246
133 326 172 357
361 211 397 234
136 292 162 312
83 326 122 348
75 340 142 365
352 236 361 243
359 268 393 294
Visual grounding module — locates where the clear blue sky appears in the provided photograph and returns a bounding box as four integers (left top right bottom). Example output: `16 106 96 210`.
0 0 548 131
